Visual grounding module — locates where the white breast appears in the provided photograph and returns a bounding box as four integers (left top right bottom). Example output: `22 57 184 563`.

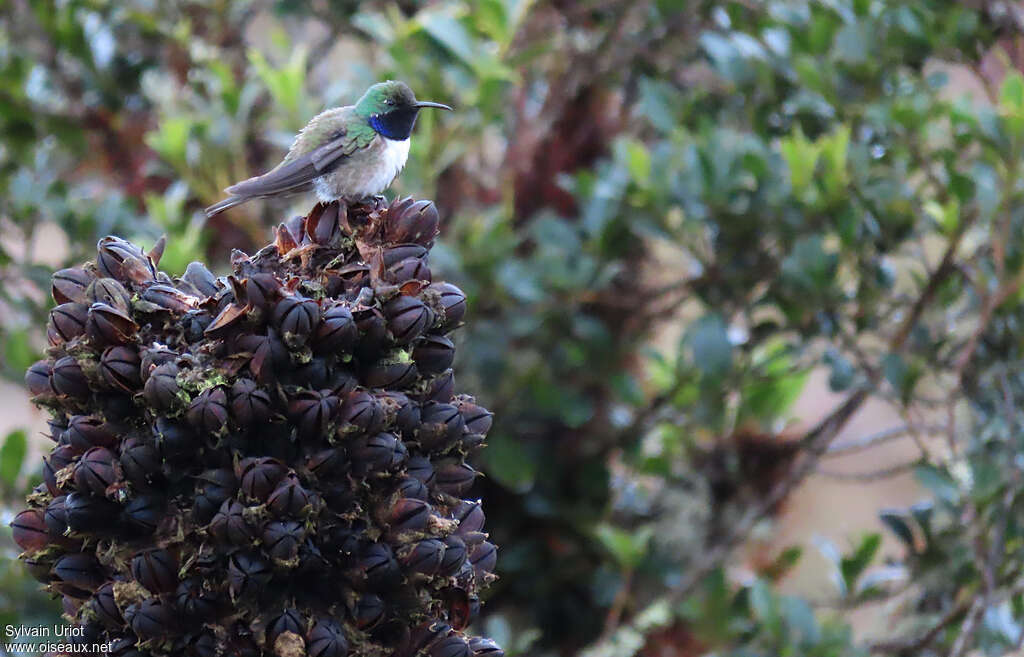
314 136 411 202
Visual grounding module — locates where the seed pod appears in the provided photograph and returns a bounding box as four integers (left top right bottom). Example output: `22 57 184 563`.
272 295 320 347
87 278 132 311
304 448 345 480
65 492 119 533
90 582 123 627
127 597 176 640
120 437 162 486
267 475 315 516
245 273 281 310
307 618 349 657
188 631 220 657
419 369 456 403
468 637 503 657
182 261 220 297
237 331 290 384
25 360 53 396
440 535 468 576
239 457 287 501
144 362 180 410
53 553 105 590
73 447 118 495
192 468 237 523
122 495 165 535
155 418 200 463
385 198 439 246
227 552 272 599
364 358 418 389
268 608 305 645
291 357 331 388
174 578 219 620
429 282 467 331
97 236 156 284
359 542 401 590
452 501 485 537
43 445 75 494
288 389 340 439
48 302 89 345
10 509 49 553
86 302 138 346
412 335 455 374
187 386 229 435
315 303 357 354
52 267 94 304
230 378 273 427
353 307 388 353
51 356 90 399
406 456 436 487
64 415 117 452
457 399 493 436
354 593 386 630
386 255 432 285
262 520 305 562
142 283 200 313
339 390 384 434
131 548 178 593
350 433 407 476
183 310 214 342
469 542 498 576
100 345 142 392
402 538 445 575
386 497 431 534
140 346 177 378
396 476 429 501
419 403 466 451
44 495 69 537
431 635 471 657
384 295 433 345
209 499 253 545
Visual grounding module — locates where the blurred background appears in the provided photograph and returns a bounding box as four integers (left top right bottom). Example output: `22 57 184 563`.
4 1 1024 656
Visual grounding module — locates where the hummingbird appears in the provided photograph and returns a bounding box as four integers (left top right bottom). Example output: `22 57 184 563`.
205 80 452 217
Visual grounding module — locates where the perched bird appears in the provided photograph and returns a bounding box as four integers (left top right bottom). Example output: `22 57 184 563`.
205 80 452 217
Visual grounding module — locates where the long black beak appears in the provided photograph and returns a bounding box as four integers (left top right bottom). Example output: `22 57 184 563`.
415 101 453 111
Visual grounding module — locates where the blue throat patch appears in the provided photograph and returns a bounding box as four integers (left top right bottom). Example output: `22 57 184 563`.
369 108 418 141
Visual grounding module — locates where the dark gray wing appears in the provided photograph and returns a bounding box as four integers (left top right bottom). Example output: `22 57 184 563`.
224 132 354 198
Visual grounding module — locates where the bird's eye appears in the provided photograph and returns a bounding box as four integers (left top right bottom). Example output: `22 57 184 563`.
385 98 395 106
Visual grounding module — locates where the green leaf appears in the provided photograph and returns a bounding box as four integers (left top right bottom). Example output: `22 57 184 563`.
3 329 37 375
0 430 28 491
840 533 881 588
688 314 732 378
594 524 652 569
879 509 915 546
418 9 476 66
623 139 651 185
915 463 960 503
1000 71 1024 113
482 433 536 493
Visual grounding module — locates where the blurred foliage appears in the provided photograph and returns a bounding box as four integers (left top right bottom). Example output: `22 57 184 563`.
5 0 1024 656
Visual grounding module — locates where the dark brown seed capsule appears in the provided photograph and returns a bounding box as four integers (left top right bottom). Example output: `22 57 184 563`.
429 282 467 331
262 520 305 562
52 267 93 304
48 302 89 345
209 499 252 545
97 236 156 284
419 402 466 451
229 378 273 427
155 418 200 462
144 362 180 410
122 495 165 535
245 273 281 310
239 457 287 501
91 582 123 627
386 497 431 533
64 415 116 452
131 548 178 593
267 476 315 516
406 455 436 487
434 461 477 497
457 399 493 436
384 295 433 345
127 597 176 640
10 509 49 553
73 447 118 495
339 391 384 434
440 535 468 576
453 501 485 536
192 468 237 523
412 335 455 374
401 538 445 575
272 296 320 346
353 307 388 351
176 578 219 620
418 369 456 403
385 198 439 246
268 609 305 645
349 433 407 476
396 476 429 501
379 391 421 435
142 283 200 313
87 277 132 311
227 552 272 599
469 541 498 576
120 437 162 486
25 360 53 396
359 542 401 590
182 261 220 298
237 331 290 384
44 496 69 537
53 553 105 590
431 635 471 657
187 386 229 435
140 346 177 378
386 255 433 285
86 302 138 346
307 618 349 657
288 389 340 439
65 492 118 532
100 345 142 392
316 303 357 354
364 358 418 389
304 448 345 480
353 593 385 630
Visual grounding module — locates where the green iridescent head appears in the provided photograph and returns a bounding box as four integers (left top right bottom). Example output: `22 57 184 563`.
356 80 452 141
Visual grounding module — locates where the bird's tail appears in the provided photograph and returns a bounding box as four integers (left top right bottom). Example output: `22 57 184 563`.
205 195 248 218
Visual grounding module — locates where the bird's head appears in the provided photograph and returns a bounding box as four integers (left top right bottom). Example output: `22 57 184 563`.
356 80 452 141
